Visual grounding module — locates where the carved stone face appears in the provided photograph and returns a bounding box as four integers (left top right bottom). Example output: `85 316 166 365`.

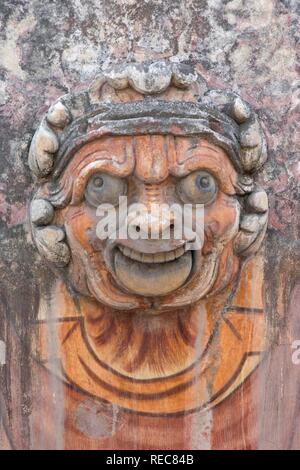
28 62 269 315
28 62 269 412
53 134 241 311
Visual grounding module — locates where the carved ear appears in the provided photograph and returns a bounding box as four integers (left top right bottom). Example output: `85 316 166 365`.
234 188 268 257
30 198 70 267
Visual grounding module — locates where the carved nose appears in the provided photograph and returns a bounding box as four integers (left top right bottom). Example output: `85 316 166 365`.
127 211 175 239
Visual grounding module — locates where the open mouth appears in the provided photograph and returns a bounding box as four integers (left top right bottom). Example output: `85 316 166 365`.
114 244 193 297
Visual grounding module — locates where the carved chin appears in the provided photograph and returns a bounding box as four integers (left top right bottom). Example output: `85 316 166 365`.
114 246 193 296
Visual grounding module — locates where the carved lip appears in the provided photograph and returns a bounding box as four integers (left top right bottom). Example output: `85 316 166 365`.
113 244 193 297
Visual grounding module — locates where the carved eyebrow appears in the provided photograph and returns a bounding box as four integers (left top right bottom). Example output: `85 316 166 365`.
46 139 135 207
168 138 238 195
186 143 199 151
186 141 221 156
62 137 135 176
70 160 130 205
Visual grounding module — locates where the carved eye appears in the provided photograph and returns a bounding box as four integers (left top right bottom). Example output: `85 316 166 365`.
84 173 127 207
177 170 218 204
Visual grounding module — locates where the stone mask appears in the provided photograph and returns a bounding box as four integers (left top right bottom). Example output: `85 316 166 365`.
28 61 268 313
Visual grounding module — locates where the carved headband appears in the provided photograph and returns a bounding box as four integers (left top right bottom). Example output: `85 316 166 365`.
29 61 267 181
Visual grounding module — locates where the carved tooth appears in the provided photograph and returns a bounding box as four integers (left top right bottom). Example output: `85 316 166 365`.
141 253 153 263
128 248 135 260
153 253 166 263
165 251 176 262
123 247 131 257
175 247 185 259
130 249 143 262
141 253 148 263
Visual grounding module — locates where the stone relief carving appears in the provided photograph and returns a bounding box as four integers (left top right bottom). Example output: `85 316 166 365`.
28 60 269 416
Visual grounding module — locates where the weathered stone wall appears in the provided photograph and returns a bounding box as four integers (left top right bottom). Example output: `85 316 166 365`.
0 0 299 449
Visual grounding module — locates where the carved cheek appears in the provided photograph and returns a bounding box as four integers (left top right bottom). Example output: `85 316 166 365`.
203 194 240 251
62 206 100 255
